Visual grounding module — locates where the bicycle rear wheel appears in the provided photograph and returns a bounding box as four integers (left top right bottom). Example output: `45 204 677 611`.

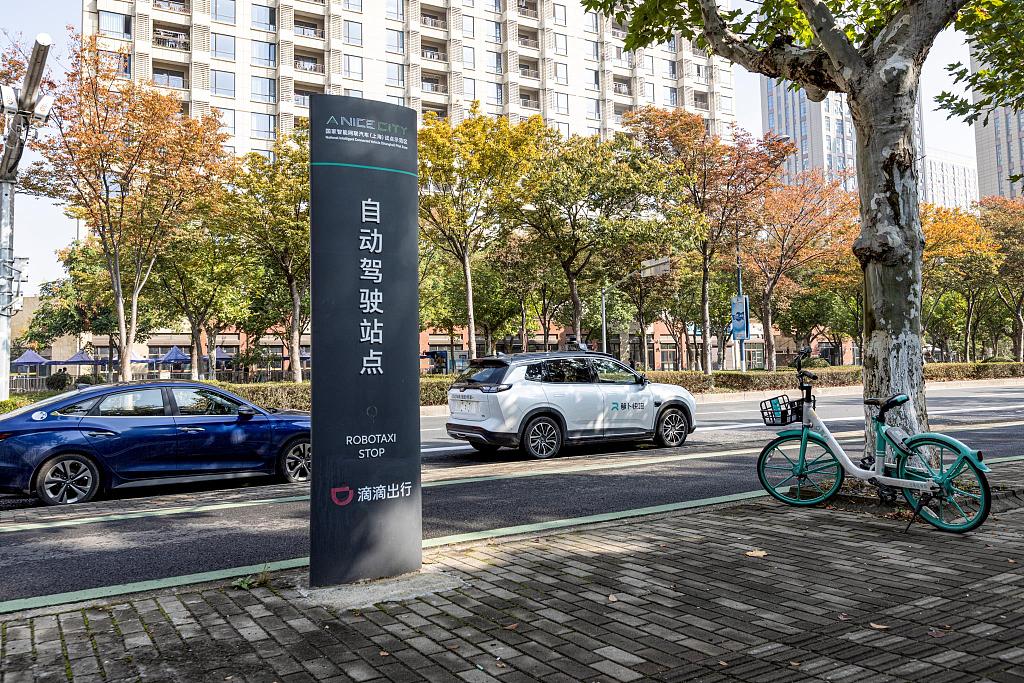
757 434 844 506
898 438 991 533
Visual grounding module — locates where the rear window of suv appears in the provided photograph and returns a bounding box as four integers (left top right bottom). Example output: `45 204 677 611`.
453 361 509 387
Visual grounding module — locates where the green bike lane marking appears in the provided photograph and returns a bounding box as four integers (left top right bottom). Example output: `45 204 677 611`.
0 489 768 615
3 418 1021 534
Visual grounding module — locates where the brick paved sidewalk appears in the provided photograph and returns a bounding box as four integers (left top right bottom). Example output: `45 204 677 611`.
3 498 1024 683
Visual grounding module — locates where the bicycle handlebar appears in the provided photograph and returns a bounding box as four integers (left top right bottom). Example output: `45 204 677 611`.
800 370 818 381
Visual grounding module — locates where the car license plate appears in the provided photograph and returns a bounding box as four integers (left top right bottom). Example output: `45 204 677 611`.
455 398 477 414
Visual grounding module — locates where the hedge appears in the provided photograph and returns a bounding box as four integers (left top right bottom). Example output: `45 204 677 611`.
923 362 1024 381
712 367 863 392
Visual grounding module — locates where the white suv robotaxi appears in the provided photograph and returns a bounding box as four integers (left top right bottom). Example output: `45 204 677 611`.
445 351 697 459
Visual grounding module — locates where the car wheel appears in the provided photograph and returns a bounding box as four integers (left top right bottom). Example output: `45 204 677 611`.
521 416 562 459
655 408 690 448
280 438 311 483
470 442 500 454
35 455 101 506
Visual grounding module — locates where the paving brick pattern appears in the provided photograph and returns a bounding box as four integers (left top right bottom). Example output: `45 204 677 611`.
3 494 1024 683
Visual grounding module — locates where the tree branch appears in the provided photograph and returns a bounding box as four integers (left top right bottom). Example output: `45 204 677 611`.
694 0 839 100
793 0 865 83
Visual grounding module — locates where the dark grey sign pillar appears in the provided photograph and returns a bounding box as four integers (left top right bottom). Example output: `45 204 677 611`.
309 95 421 586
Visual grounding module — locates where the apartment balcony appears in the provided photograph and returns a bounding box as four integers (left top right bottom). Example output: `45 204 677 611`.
294 25 325 40
611 27 627 39
520 98 540 110
518 36 540 49
153 29 190 51
421 15 448 30
294 93 310 107
519 66 540 79
613 82 632 96
421 81 449 94
153 0 190 14
152 71 189 91
421 49 449 63
294 59 325 74
517 3 539 18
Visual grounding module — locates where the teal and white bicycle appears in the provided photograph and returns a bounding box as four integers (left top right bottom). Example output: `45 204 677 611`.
756 349 991 533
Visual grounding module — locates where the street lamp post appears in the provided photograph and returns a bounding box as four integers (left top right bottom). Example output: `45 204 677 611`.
0 34 53 400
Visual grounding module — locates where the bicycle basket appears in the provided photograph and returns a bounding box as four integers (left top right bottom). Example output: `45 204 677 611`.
760 395 803 426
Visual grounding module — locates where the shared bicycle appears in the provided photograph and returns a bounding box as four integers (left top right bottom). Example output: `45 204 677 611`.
756 349 991 533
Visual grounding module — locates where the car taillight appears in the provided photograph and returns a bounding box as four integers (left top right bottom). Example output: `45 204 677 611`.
0 433 13 441
480 384 512 393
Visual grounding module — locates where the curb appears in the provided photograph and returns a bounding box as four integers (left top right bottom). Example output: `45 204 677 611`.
419 377 1024 417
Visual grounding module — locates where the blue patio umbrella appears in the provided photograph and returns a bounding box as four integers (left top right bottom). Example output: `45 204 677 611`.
158 346 191 364
205 347 234 362
59 350 107 365
112 352 154 364
11 349 49 367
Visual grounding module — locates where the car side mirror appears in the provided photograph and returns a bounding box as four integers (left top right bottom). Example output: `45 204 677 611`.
637 373 648 385
237 406 256 419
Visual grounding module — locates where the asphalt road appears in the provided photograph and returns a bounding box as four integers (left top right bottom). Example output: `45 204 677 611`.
1 383 1023 606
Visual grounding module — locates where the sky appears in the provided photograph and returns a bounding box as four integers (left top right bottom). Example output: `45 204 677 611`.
2 0 978 296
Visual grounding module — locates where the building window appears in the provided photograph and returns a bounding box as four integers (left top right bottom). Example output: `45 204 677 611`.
211 70 235 97
99 11 132 39
344 55 364 79
585 69 600 90
584 11 598 32
586 98 600 120
463 16 474 38
251 76 277 103
212 0 235 23
386 0 404 20
211 33 235 60
464 46 476 68
645 55 655 75
644 82 655 101
344 0 362 9
153 67 186 89
556 121 570 137
487 83 503 105
663 86 677 106
251 113 276 140
464 77 476 101
554 92 569 115
586 40 599 60
344 21 363 46
386 29 405 53
487 20 502 42
553 4 567 25
487 0 502 10
549 62 566 85
486 51 502 74
345 89 363 97
664 59 676 78
694 91 709 110
251 40 277 67
554 34 568 55
218 108 235 134
386 62 405 86
252 5 276 32
387 95 405 106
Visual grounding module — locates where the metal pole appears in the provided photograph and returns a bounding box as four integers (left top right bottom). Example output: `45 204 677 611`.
0 183 12 400
736 231 747 372
600 288 608 353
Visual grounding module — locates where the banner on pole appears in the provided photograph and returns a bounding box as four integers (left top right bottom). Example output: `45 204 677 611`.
731 295 750 341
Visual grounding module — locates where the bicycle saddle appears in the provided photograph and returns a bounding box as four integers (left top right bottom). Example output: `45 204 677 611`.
864 394 909 409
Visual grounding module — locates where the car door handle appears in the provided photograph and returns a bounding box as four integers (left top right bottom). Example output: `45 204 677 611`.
177 427 205 433
86 430 116 438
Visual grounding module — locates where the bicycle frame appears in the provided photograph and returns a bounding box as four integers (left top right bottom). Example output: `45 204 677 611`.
799 402 934 492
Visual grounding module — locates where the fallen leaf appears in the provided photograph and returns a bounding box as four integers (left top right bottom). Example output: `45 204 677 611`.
608 594 618 602
745 549 768 558
504 623 519 630
496 662 507 668
1009 559 1017 564
869 623 890 630
379 651 390 657
789 661 801 667
928 628 950 638
718 661 729 667
838 613 850 621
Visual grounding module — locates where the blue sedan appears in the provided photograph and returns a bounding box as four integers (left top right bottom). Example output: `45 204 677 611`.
0 381 310 505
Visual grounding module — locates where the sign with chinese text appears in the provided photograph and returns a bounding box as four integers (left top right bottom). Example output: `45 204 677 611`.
731 295 750 341
309 95 421 586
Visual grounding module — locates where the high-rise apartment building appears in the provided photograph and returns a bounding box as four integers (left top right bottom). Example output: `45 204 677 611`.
971 54 1024 199
83 0 737 156
761 77 925 191
921 149 978 209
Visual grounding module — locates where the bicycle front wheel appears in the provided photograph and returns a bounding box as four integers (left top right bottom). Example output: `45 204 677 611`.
757 434 844 506
898 438 991 533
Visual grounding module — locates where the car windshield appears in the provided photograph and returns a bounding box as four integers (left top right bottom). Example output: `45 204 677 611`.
453 361 509 386
0 389 87 419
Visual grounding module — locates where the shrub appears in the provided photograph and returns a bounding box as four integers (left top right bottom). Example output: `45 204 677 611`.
210 381 312 411
981 356 1015 364
924 362 1024 381
421 376 453 406
713 367 863 392
0 397 33 415
645 371 716 394
786 356 831 368
45 373 73 391
75 375 102 385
